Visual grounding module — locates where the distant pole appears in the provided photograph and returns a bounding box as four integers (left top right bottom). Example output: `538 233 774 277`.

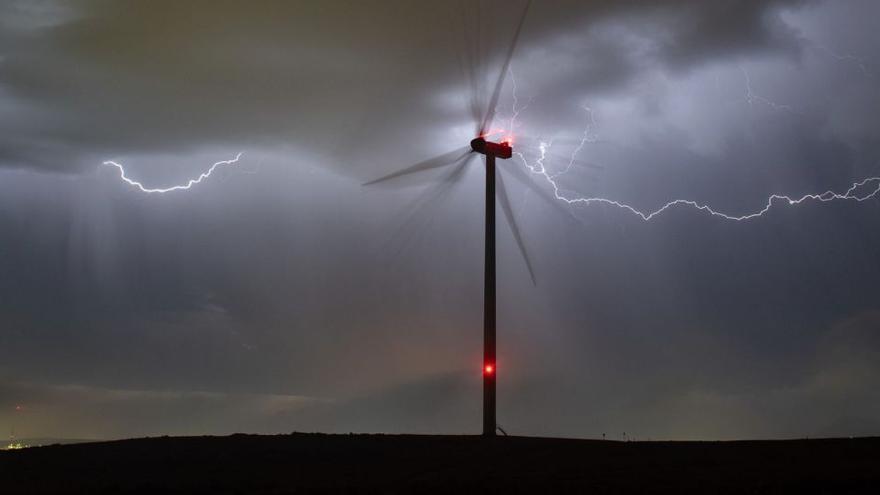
483 153 496 437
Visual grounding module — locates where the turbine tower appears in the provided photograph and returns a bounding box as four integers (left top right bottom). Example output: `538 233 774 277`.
365 0 533 437
470 136 512 437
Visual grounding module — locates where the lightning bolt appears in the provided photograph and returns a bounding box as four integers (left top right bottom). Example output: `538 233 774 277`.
739 66 799 114
548 106 598 180
813 43 870 77
517 142 880 221
103 152 244 193
505 69 879 222
505 67 532 144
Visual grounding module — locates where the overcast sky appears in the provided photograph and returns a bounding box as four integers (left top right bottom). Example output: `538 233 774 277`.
2 0 880 441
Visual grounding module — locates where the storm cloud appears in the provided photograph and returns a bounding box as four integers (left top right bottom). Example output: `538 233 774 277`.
0 0 809 173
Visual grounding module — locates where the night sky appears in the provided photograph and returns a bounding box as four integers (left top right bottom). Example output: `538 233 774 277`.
2 0 880 441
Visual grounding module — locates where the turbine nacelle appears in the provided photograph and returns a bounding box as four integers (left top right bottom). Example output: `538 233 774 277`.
470 137 512 159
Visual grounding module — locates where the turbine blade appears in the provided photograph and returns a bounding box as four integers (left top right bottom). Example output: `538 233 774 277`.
479 0 532 135
496 169 537 286
455 152 478 182
458 2 486 135
407 154 471 213
363 147 470 186
384 153 473 257
503 161 560 208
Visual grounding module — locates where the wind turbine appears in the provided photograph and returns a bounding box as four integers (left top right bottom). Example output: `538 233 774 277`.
365 0 539 437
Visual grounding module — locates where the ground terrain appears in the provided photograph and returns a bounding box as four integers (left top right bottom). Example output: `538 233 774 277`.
2 434 878 493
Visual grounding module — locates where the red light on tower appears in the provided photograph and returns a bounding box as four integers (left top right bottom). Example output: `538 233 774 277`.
484 364 495 375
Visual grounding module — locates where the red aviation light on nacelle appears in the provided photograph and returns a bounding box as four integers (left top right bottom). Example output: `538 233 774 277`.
471 137 513 159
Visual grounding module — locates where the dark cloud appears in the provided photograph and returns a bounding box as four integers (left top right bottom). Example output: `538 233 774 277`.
0 0 807 175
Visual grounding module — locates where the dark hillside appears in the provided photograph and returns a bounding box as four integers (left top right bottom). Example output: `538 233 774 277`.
2 434 878 494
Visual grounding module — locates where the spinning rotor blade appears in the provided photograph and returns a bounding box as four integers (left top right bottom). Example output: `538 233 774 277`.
496 169 537 286
386 152 475 256
471 81 486 137
502 162 584 225
396 153 475 230
459 2 486 136
479 0 532 136
406 153 473 214
447 151 476 184
363 147 471 186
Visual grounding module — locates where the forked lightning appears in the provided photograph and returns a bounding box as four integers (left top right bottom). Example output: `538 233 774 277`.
103 152 244 193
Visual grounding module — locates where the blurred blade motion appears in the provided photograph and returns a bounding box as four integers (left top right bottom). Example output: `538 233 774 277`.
363 147 471 186
384 153 475 257
479 0 532 136
496 170 536 285
458 1 487 136
502 163 584 225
